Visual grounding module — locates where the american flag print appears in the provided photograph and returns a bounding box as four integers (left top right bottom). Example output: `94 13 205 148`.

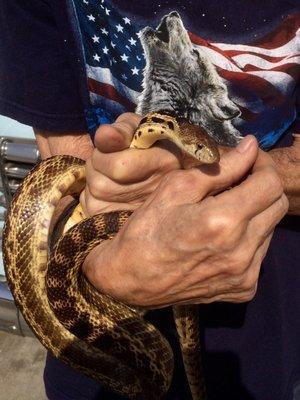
72 0 300 149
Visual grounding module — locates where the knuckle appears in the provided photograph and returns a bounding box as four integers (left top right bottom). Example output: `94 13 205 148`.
280 193 289 213
204 211 236 239
240 266 259 292
242 286 257 301
236 279 255 296
229 274 246 289
109 156 132 182
241 276 257 292
87 176 109 198
266 168 283 197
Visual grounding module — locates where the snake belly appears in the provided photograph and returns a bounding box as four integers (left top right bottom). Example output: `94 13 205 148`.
3 113 219 400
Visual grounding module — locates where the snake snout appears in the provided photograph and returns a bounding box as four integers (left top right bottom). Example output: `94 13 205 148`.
194 144 218 164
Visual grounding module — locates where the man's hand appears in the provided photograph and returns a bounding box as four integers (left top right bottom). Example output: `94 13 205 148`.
83 131 288 308
80 113 182 216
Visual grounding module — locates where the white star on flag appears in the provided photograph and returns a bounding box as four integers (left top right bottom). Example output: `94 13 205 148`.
123 17 131 25
101 28 109 35
121 53 129 62
82 0 147 103
83 0 89 4
129 37 137 46
116 24 124 33
131 66 139 75
92 35 100 43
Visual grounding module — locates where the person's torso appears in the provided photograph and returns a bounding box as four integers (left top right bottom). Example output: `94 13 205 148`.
69 0 300 148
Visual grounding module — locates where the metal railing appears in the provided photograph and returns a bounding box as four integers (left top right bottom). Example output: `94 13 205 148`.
0 136 39 336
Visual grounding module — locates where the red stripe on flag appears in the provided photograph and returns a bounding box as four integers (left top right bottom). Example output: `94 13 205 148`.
242 62 300 81
217 68 285 107
223 50 295 63
88 78 136 111
188 33 209 47
189 13 299 62
189 32 299 66
188 33 242 68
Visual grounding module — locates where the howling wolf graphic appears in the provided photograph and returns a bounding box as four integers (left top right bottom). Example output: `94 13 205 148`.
136 11 242 146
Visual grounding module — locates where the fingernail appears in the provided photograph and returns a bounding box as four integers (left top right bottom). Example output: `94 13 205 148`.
236 136 254 154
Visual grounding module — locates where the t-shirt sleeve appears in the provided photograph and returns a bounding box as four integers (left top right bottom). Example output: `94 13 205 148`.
0 0 87 132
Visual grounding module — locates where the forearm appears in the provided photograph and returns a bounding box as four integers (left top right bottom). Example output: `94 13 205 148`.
269 133 300 215
34 129 93 160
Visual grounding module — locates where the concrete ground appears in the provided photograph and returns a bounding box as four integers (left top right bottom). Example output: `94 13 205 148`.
0 330 47 400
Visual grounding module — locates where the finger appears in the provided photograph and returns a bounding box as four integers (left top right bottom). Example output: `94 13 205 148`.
251 148 277 173
216 161 284 220
217 233 273 303
151 233 272 308
146 135 259 206
197 135 258 192
94 113 142 153
172 230 274 306
91 145 181 184
172 239 270 306
85 167 161 205
246 193 288 244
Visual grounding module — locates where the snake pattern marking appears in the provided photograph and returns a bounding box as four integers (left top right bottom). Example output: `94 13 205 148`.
3 112 219 400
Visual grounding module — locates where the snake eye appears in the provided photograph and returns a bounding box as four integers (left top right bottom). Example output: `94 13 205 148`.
195 144 204 155
167 121 174 130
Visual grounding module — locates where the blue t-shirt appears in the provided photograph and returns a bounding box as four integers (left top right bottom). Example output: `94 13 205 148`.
0 1 300 400
73 0 300 149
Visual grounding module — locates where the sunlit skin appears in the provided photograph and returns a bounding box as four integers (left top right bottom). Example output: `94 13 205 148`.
34 112 297 307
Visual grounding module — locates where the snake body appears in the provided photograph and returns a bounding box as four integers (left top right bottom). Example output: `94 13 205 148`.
3 113 219 400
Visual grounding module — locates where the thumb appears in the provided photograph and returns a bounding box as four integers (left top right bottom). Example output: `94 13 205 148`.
94 113 142 153
198 135 259 195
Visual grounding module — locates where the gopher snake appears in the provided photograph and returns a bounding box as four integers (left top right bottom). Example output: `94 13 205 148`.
3 112 219 400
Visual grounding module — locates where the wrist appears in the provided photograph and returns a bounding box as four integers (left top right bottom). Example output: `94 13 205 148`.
269 145 300 215
82 236 128 299
82 232 147 306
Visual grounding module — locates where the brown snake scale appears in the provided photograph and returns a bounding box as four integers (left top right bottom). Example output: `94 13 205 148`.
3 113 219 400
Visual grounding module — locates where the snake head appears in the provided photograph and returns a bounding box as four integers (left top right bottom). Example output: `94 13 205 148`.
183 142 220 164
131 113 220 165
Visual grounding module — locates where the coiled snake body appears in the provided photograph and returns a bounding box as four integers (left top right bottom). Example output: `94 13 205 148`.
3 113 219 400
